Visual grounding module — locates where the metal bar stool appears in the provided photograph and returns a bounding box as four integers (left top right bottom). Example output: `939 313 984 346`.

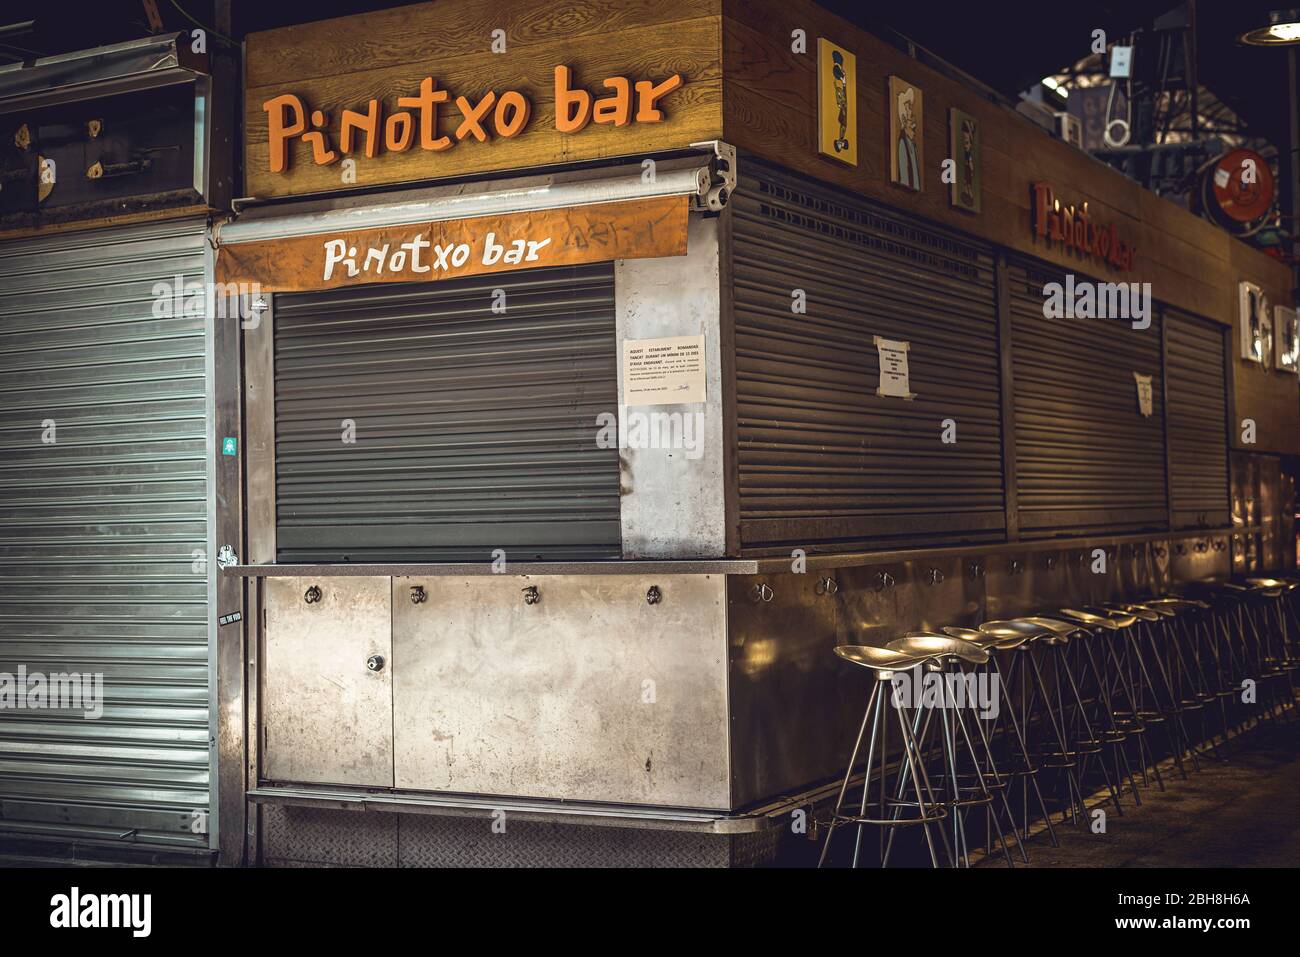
1055 609 1171 793
1205 582 1289 728
978 619 1092 828
1065 606 1198 780
1138 599 1226 758
818 645 954 868
1021 614 1126 820
944 624 1060 851
1246 578 1300 716
1147 597 1235 754
1035 613 1143 809
883 633 1022 867
1187 584 1257 738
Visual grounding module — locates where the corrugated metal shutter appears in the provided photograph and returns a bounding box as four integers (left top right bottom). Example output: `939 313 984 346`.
0 218 211 850
731 159 1005 553
1008 258 1168 537
273 264 620 562
1165 308 1230 529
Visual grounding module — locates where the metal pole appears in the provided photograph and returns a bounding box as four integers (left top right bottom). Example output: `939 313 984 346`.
1187 0 1199 140
1289 46 1300 290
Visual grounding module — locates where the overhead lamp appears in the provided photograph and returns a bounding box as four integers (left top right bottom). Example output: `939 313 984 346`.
1239 8 1300 45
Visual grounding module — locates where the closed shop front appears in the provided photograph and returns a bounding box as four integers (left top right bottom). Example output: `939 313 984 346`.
1164 308 1231 529
1007 257 1168 538
0 218 213 851
731 159 1005 553
271 264 620 563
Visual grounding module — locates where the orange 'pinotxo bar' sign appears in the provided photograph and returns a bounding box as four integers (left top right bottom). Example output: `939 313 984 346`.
263 65 683 174
215 195 690 293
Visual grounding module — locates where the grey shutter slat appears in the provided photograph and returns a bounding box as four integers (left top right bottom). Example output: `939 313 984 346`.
273 264 620 562
1165 308 1230 529
731 159 1004 553
1008 259 1168 537
0 218 210 849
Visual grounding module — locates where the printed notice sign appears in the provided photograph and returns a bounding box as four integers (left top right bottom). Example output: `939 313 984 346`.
1134 372 1153 417
622 335 706 406
874 336 916 400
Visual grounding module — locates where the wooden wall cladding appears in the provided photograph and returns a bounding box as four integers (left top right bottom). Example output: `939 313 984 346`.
1227 239 1300 454
722 0 1297 454
243 0 724 199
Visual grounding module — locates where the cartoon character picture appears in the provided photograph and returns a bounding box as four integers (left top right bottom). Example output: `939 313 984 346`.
889 76 923 191
949 108 981 212
1276 306 1300 374
817 39 857 166
1239 281 1269 366
831 51 849 152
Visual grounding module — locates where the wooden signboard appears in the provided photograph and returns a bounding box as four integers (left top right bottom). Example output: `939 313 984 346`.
243 0 724 199
215 194 689 292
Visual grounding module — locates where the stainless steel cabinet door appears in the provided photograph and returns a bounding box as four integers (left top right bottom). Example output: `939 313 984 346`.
263 577 393 786
391 575 730 808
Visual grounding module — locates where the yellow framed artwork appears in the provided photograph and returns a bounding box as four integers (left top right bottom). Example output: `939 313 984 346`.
817 38 857 166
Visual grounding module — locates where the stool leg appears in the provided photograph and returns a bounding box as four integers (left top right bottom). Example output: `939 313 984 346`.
850 681 886 869
1127 627 1190 779
1079 638 1141 805
1102 629 1165 792
990 655 1057 847
889 697 954 868
1025 648 1086 825
819 681 881 868
965 672 1030 862
947 678 1018 866
1058 643 1123 814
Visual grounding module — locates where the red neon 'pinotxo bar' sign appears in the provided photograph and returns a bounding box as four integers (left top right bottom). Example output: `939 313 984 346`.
1031 182 1137 272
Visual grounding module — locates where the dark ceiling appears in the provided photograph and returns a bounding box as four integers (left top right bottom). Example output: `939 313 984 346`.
2 0 1295 146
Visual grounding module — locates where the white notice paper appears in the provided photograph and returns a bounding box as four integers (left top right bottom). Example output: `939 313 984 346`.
1134 372 1153 417
874 336 916 400
622 335 706 406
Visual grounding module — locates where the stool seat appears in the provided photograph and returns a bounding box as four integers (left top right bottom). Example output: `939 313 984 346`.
1132 601 1177 618
977 619 1052 648
1056 608 1120 630
944 625 1023 651
1021 616 1081 637
1246 577 1295 591
889 633 990 665
1087 607 1140 629
834 645 937 674
1106 603 1160 622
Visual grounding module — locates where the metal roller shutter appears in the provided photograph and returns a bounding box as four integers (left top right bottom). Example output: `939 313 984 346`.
731 159 1005 552
1008 258 1168 537
273 263 620 562
0 218 211 851
1165 308 1230 529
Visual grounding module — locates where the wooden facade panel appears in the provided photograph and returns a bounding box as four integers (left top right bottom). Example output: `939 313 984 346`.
720 0 1293 322
1227 238 1300 454
244 8 724 199
245 0 715 89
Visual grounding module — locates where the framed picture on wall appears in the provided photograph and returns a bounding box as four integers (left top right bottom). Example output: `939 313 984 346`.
1276 304 1299 374
888 76 923 191
949 107 980 212
1238 281 1270 366
817 39 857 166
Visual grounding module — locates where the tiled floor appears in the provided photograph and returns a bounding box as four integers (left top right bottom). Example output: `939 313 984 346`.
977 716 1300 867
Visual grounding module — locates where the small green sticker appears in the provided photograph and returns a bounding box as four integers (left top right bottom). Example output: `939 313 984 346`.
222 437 238 456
